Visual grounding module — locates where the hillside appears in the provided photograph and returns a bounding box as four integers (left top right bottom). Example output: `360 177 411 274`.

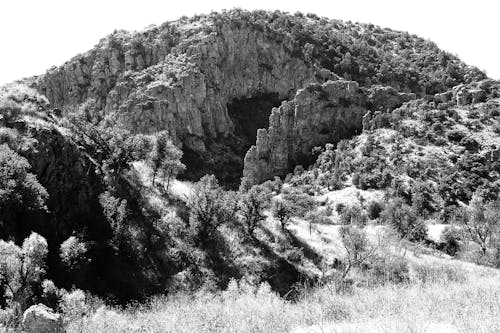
0 8 499 332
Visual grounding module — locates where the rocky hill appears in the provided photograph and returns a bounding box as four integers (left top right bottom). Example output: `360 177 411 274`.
1 9 499 310
32 9 485 186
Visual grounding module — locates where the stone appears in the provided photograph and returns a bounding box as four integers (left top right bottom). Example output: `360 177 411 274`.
434 91 452 103
22 304 64 333
242 80 414 184
36 20 327 152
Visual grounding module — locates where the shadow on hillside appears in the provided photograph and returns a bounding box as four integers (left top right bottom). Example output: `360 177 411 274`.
284 228 324 267
253 225 318 299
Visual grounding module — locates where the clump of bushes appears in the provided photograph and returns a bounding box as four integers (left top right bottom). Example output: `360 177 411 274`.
382 199 427 242
339 205 368 227
363 254 410 285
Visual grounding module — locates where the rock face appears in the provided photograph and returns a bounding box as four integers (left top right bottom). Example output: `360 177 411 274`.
31 10 483 185
38 19 330 152
22 304 64 333
11 117 105 246
243 80 415 183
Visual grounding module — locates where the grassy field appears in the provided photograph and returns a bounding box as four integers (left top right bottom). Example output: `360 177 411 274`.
66 261 500 333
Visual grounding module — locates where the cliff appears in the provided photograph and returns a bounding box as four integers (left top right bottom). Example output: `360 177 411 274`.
243 80 415 183
25 9 489 188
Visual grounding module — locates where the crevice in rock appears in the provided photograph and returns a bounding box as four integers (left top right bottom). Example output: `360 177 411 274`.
181 93 284 188
227 93 283 149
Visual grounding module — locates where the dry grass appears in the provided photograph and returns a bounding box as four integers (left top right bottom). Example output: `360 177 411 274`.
66 262 500 333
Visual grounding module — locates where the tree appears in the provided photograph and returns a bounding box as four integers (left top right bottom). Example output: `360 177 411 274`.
455 195 500 255
0 233 48 313
239 185 272 235
0 145 48 236
187 175 237 246
337 225 377 291
99 191 128 247
272 190 316 230
148 131 185 191
272 199 293 230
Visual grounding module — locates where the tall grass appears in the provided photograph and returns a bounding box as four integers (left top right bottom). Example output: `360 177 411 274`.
66 266 500 333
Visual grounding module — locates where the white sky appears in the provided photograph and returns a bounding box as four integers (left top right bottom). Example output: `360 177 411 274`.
0 0 498 85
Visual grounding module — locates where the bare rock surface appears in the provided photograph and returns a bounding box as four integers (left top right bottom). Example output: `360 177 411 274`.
22 304 64 333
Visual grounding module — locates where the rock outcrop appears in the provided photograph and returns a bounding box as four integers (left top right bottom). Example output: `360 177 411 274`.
37 19 331 152
243 80 415 183
17 118 105 239
22 304 64 333
30 10 486 185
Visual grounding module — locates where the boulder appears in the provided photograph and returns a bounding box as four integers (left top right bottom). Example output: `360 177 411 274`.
434 91 452 103
22 304 64 333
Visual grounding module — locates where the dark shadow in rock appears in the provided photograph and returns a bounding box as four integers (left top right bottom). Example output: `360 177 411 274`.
181 93 283 188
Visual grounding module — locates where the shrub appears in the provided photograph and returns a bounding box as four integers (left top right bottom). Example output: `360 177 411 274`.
446 129 466 142
367 201 384 220
364 254 410 285
412 263 467 284
440 226 461 256
0 128 20 150
336 203 346 214
60 289 89 325
382 200 427 242
60 236 88 271
339 205 368 227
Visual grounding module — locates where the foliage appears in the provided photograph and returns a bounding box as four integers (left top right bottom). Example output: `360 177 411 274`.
454 195 500 255
337 225 377 290
0 145 48 236
382 199 427 242
367 200 384 220
60 236 88 271
147 131 185 191
271 199 293 230
187 175 238 246
364 254 410 285
439 226 461 256
0 233 48 314
238 185 272 235
272 190 316 230
339 205 368 226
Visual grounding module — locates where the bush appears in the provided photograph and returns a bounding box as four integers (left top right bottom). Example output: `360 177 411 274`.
336 203 346 214
339 205 368 227
364 254 410 285
439 226 461 256
367 201 384 220
412 263 467 284
0 128 20 150
382 200 427 242
60 289 89 325
446 129 466 142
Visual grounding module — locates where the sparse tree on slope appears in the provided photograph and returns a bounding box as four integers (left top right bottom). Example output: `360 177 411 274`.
239 185 272 236
187 175 237 246
148 131 185 191
455 195 500 255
